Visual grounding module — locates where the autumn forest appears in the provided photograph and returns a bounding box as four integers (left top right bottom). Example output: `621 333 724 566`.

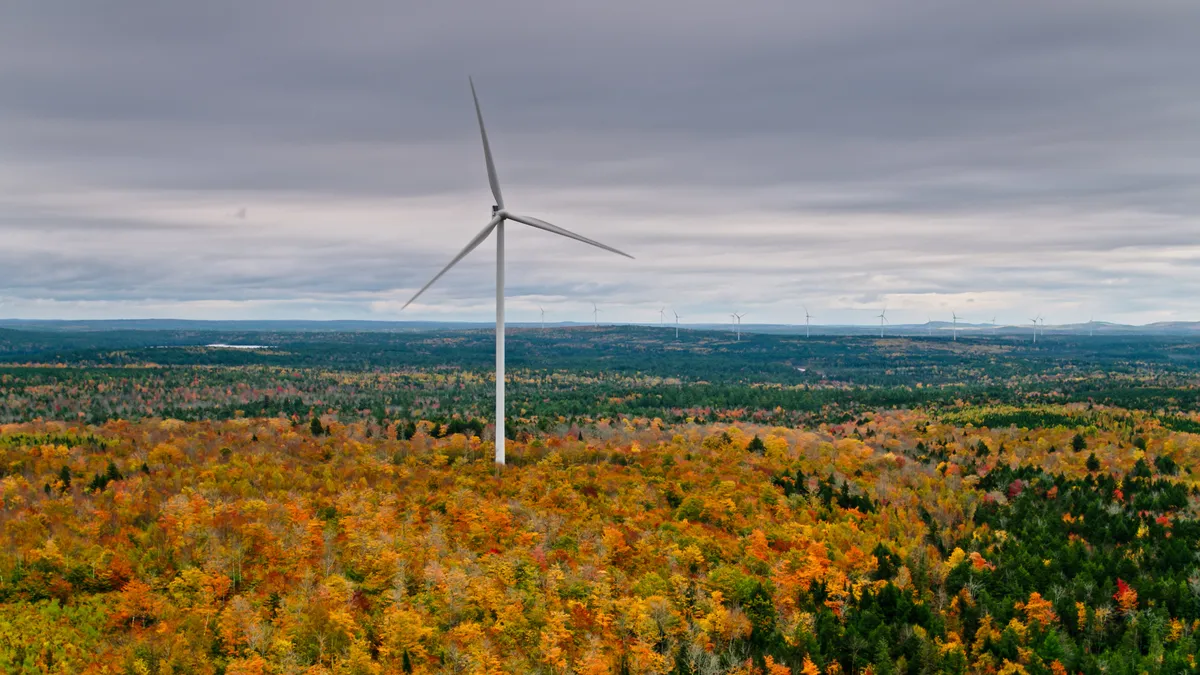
2 325 1200 674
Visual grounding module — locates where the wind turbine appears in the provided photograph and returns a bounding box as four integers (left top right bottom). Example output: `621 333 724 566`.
1030 315 1040 344
540 306 546 332
1089 314 1094 337
991 316 998 333
877 307 888 338
402 78 633 465
733 312 745 341
804 306 812 338
673 310 681 339
659 307 666 327
593 303 601 327
952 310 960 341
927 315 933 337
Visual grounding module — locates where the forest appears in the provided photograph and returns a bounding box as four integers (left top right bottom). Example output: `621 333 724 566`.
1 325 1199 674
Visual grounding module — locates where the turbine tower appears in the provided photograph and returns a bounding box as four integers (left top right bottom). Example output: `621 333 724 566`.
927 315 932 337
804 306 812 338
991 315 998 333
673 310 681 339
733 312 745 341
540 306 545 332
877 307 888 338
1030 315 1040 344
402 78 633 465
659 306 666 327
593 303 601 327
952 310 960 341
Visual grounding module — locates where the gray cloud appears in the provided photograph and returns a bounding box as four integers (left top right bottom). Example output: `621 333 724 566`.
2 0 1199 326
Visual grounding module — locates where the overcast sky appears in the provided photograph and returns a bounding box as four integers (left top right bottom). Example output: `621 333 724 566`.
2 1 1198 326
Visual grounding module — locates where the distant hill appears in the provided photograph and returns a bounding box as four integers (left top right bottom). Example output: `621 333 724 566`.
2 318 1199 336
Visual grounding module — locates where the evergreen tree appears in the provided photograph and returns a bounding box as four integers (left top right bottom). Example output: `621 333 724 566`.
873 638 894 675
1155 455 1179 476
104 460 122 483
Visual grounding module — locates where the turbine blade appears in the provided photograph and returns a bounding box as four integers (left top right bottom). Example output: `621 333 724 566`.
505 212 634 259
402 216 500 309
469 77 504 209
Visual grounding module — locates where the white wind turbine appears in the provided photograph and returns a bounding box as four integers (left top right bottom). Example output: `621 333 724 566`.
1030 315 1040 344
659 306 666 327
804 306 813 338
991 316 998 333
592 303 602 327
402 78 633 465
673 310 681 339
952 310 961 341
877 307 888 338
540 306 546 332
926 315 933 337
733 312 745 341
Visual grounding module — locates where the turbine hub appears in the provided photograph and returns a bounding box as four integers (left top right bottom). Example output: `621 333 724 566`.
492 204 499 215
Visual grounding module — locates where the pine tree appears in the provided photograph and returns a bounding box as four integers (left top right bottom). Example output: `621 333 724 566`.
747 435 766 454
873 638 894 675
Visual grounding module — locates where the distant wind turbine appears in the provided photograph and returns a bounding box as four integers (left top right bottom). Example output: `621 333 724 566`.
927 315 933 337
593 303 601 327
659 307 666 327
1030 315 1040 344
952 310 961 341
1089 315 1094 337
991 316 998 332
877 307 888 338
673 310 681 339
733 312 745 341
540 307 545 332
401 78 633 465
804 306 812 338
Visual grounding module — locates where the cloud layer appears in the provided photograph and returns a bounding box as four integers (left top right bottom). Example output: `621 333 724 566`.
2 1 1199 325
